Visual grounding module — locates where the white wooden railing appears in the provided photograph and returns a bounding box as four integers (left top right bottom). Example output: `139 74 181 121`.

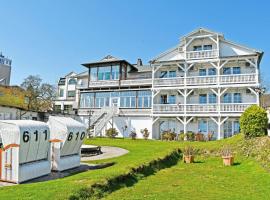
153 103 255 113
186 49 218 60
121 79 152 86
220 74 256 84
89 80 119 87
154 77 184 86
89 78 151 87
153 73 257 87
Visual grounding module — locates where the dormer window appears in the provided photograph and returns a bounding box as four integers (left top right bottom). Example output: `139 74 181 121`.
193 45 212 51
68 78 77 85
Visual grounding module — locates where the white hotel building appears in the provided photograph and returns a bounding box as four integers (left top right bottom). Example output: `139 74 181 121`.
54 28 263 140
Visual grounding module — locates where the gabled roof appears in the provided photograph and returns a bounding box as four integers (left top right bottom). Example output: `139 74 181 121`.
181 27 224 40
75 71 88 77
82 55 134 68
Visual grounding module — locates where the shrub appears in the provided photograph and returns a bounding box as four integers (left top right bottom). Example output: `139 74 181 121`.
161 131 176 141
129 130 137 140
140 128 150 140
240 105 268 138
105 128 118 138
185 131 195 141
178 133 185 141
183 146 195 156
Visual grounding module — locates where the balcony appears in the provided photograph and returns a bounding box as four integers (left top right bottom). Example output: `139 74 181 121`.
88 78 152 88
186 49 218 60
0 57 12 66
153 73 257 88
153 103 255 114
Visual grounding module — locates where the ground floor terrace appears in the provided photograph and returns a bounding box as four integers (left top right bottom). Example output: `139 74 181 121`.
79 113 240 140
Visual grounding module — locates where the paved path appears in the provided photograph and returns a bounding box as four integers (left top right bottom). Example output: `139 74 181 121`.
81 146 129 161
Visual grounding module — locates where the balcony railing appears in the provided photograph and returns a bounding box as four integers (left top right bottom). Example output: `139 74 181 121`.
153 103 255 114
0 57 12 66
186 49 218 60
88 78 152 88
153 73 257 87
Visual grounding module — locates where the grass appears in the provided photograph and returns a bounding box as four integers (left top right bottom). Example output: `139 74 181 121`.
0 135 269 199
105 155 270 200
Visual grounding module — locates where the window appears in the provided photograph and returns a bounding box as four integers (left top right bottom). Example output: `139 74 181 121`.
98 66 111 80
159 120 176 133
208 68 216 75
95 92 110 108
233 93 242 103
120 91 136 108
223 93 232 103
112 65 119 80
224 121 233 138
68 78 77 85
233 121 240 134
199 69 207 76
169 71 176 78
90 67 97 81
199 94 207 104
198 120 207 133
54 105 61 112
138 90 151 108
160 95 167 104
80 93 94 108
208 94 217 103
168 95 176 104
160 71 167 78
223 67 231 75
232 67 241 74
67 91 76 97
64 105 73 112
203 45 212 50
59 89 64 97
193 45 202 51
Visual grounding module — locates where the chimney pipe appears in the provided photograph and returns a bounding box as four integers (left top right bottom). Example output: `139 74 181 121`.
137 58 143 67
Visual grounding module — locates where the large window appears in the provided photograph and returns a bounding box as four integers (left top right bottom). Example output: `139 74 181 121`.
208 94 217 103
168 95 176 104
80 93 95 108
198 120 207 133
90 67 98 81
232 67 241 74
223 93 232 103
203 45 212 50
199 94 207 104
160 95 167 104
120 91 136 108
223 67 231 75
68 78 77 85
193 45 202 51
160 71 167 78
159 120 176 133
233 121 240 134
199 69 207 76
138 90 152 108
112 65 120 80
96 92 110 107
67 91 75 97
224 121 233 138
208 68 216 75
59 89 64 97
233 93 242 103
169 71 176 78
98 66 111 80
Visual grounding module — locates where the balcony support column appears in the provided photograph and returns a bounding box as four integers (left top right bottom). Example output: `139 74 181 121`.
210 117 228 140
177 117 193 135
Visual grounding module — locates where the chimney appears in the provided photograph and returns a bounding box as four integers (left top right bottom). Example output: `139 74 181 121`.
137 58 143 67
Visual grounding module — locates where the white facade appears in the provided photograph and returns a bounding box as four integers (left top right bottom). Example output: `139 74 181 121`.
54 28 263 140
0 120 51 183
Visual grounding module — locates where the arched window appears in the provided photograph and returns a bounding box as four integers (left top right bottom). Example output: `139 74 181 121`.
68 78 77 85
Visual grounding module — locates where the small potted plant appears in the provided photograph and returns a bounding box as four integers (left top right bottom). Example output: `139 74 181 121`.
178 132 185 141
183 146 195 163
129 130 137 140
140 128 150 140
221 146 234 166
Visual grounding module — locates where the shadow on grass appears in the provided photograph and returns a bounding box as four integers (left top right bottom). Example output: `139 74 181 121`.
193 160 205 164
69 149 182 200
233 162 241 166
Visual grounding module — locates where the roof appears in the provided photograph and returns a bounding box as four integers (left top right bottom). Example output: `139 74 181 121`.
0 120 47 127
181 27 224 40
82 55 134 68
133 64 152 72
48 116 85 128
75 71 88 77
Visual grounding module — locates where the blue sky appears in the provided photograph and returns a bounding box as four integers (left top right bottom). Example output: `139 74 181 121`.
0 0 269 86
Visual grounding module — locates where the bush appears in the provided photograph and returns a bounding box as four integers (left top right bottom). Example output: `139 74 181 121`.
129 130 137 140
240 105 268 138
105 128 118 138
140 128 150 140
185 131 195 141
161 131 176 141
178 133 185 141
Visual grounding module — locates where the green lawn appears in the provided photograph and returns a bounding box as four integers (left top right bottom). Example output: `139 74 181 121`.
105 155 270 200
0 136 269 199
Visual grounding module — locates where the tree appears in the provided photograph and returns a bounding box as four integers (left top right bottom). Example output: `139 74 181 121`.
20 75 56 112
240 105 268 138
